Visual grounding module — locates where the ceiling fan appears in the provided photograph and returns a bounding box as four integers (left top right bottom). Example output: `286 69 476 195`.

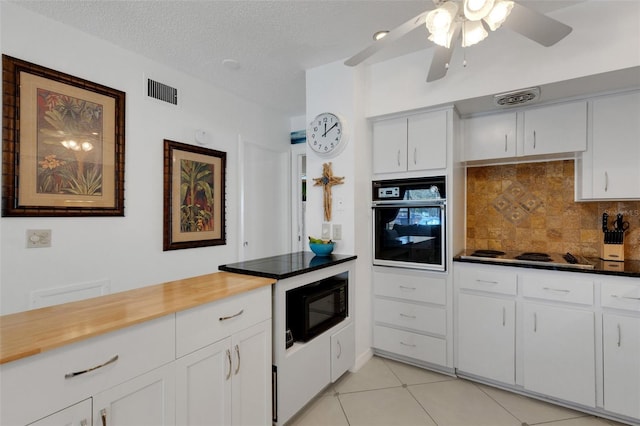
344 0 572 82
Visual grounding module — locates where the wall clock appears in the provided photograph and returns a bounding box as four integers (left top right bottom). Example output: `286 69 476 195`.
307 112 347 157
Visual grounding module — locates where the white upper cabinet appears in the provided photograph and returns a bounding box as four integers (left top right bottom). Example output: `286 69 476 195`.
522 101 587 156
577 90 640 200
464 111 517 161
373 110 448 174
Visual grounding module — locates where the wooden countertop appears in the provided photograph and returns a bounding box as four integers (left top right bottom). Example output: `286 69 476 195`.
0 272 275 364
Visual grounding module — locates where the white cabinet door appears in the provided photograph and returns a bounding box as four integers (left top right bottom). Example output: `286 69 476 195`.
603 313 640 419
591 91 640 199
408 110 447 170
457 293 515 384
522 303 595 407
93 362 175 426
175 338 232 426
522 101 587 156
331 322 355 382
231 320 272 426
372 117 407 174
28 399 92 426
463 112 517 161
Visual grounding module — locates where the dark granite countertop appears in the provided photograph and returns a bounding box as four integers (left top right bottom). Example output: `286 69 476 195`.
219 251 357 280
454 253 640 278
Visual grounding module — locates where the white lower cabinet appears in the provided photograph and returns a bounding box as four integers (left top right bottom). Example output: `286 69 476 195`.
457 293 515 384
93 362 176 426
331 322 355 382
522 303 596 407
28 399 92 426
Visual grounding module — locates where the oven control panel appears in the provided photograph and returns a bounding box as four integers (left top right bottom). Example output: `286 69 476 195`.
377 187 399 198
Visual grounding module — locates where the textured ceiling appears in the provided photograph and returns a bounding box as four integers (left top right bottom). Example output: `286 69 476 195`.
12 1 583 116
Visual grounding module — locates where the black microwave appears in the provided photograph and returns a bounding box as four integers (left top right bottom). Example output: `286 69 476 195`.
286 274 348 344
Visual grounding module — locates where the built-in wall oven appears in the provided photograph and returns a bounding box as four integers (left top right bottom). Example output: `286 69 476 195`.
372 176 446 271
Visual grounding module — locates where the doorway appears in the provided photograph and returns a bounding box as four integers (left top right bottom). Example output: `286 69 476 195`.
291 144 306 252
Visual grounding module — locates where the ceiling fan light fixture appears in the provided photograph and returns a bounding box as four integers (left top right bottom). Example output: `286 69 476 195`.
463 0 495 21
483 0 514 31
461 19 488 47
428 23 459 48
426 1 458 34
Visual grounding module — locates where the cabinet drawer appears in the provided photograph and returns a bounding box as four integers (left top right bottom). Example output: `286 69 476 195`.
374 298 446 335
601 280 640 312
373 272 446 305
457 265 517 295
521 274 594 305
176 285 271 357
373 325 446 366
0 315 175 426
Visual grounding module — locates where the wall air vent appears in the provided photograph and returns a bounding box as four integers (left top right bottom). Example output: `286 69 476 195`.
147 78 178 105
493 87 540 108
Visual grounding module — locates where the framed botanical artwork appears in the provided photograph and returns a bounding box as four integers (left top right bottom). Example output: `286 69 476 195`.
163 139 226 251
2 55 126 216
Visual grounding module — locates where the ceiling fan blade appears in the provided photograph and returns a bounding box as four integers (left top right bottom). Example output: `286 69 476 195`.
344 10 431 66
426 25 460 82
501 2 572 47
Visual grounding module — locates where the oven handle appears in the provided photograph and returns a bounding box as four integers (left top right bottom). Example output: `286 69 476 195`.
372 200 446 208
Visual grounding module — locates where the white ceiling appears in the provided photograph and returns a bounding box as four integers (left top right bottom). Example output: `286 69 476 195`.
12 0 585 116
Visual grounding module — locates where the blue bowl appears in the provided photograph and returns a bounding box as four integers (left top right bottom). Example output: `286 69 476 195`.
309 242 334 256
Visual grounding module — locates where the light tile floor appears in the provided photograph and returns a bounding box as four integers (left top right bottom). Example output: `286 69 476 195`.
286 356 629 426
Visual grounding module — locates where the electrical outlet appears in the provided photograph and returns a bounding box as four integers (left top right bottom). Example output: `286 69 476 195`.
26 229 51 248
321 223 331 239
332 224 342 240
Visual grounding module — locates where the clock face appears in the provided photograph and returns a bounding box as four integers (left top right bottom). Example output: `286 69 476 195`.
307 113 345 156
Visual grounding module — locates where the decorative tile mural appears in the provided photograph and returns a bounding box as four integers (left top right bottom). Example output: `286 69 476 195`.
466 160 640 260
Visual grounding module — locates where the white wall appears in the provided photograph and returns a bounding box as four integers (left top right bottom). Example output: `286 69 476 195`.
366 1 640 117
0 3 290 314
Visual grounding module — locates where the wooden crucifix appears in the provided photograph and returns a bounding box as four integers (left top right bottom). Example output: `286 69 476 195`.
313 162 344 222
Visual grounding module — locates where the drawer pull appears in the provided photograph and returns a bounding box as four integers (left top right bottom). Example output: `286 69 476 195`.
65 354 119 379
219 309 244 321
611 294 640 301
617 323 622 347
476 279 498 285
400 341 416 348
502 307 506 326
337 340 342 359
399 285 416 291
533 312 538 333
400 313 417 319
100 408 107 426
543 287 570 294
226 349 232 380
504 134 508 152
234 344 241 375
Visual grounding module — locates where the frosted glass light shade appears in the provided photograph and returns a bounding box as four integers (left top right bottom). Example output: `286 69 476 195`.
462 20 488 47
463 0 495 21
426 1 459 34
483 0 514 31
428 22 459 48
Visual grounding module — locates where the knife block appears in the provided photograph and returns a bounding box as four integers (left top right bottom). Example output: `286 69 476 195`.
600 242 624 262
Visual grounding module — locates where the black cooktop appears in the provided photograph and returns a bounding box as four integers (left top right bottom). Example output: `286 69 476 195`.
219 251 357 280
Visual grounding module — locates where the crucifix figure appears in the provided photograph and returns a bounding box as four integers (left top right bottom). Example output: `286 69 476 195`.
313 162 344 222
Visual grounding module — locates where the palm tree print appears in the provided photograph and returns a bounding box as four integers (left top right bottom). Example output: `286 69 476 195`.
180 159 215 232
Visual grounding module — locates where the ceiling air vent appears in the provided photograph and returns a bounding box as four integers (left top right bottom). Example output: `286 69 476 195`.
147 78 178 105
493 87 540 108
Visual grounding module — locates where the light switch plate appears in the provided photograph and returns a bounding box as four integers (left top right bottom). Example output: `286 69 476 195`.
321 223 331 239
332 224 342 240
26 229 51 248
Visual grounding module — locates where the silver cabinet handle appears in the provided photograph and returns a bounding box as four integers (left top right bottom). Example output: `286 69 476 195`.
400 341 416 348
397 150 401 166
604 171 609 192
543 287 570 293
226 349 232 380
234 344 240 375
400 313 417 319
337 340 342 359
502 307 506 327
504 134 508 152
534 312 537 333
219 309 244 321
413 147 417 165
65 355 119 379
399 285 416 291
533 130 537 149
100 408 107 426
476 279 499 285
617 323 622 347
611 294 640 301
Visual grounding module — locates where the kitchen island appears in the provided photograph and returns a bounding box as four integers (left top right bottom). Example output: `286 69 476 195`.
220 251 357 425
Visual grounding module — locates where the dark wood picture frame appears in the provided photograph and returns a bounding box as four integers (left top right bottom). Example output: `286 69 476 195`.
2 55 125 217
163 139 226 251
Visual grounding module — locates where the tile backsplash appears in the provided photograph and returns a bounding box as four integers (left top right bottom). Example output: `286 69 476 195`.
466 160 640 260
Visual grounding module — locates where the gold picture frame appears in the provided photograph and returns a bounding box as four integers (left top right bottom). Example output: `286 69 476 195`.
163 139 226 251
2 55 125 216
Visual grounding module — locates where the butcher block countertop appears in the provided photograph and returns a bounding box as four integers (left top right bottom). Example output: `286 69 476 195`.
0 272 275 364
